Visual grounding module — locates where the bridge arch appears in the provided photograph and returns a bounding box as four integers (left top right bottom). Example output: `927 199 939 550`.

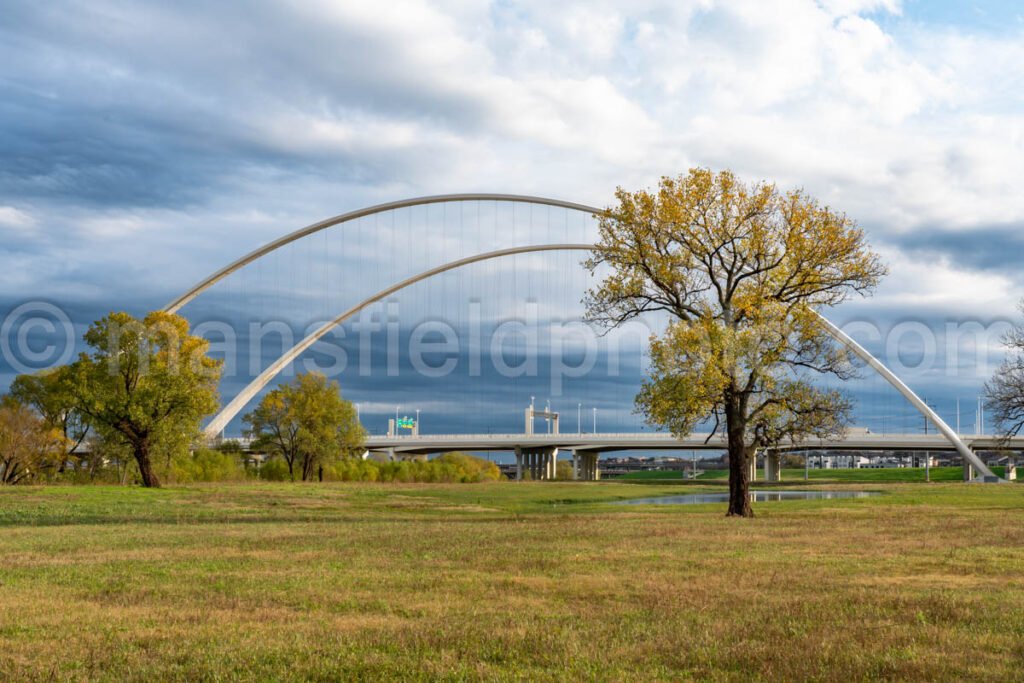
171 195 997 479
164 193 600 314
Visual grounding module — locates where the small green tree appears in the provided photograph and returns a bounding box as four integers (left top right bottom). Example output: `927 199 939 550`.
69 311 222 488
244 372 364 481
11 367 90 473
555 460 574 481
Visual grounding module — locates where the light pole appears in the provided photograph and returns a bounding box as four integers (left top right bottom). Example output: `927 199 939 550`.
577 403 581 435
592 407 597 434
416 409 420 435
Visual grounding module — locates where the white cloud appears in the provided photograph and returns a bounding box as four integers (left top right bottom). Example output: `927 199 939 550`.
3 0 1024 317
0 206 35 231
819 0 902 18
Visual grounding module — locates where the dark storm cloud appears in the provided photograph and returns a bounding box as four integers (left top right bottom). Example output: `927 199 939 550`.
0 1 491 211
882 224 1024 276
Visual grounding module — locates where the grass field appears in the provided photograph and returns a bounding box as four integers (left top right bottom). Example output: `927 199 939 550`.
2 481 1023 681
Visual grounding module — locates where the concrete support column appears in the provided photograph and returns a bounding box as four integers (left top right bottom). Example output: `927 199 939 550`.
574 450 598 480
520 448 559 481
572 453 579 480
748 451 758 482
1006 462 1017 481
515 447 523 481
765 451 781 482
963 458 976 482
573 451 599 481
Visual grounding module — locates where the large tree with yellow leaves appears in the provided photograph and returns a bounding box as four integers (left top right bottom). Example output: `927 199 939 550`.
586 169 886 516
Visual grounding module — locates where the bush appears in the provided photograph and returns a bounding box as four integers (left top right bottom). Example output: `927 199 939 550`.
172 448 246 483
319 452 501 484
431 452 502 482
258 457 292 481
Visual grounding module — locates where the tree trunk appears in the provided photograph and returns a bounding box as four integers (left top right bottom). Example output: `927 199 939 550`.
133 440 161 488
725 396 753 517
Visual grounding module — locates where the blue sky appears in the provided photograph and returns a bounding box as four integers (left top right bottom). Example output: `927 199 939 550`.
892 0 1024 33
1 0 1023 438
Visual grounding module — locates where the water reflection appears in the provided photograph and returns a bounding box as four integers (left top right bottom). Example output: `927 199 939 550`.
614 490 880 505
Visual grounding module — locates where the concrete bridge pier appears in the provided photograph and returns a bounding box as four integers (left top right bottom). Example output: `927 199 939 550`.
964 459 976 481
573 450 600 481
765 451 782 482
515 447 558 481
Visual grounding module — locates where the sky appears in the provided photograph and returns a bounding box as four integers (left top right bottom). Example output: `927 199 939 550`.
1 0 1023 439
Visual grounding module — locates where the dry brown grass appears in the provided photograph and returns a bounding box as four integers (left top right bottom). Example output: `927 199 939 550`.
0 482 1022 681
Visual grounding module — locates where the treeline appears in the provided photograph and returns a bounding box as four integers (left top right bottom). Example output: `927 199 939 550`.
260 452 502 483
0 310 502 487
6 439 502 486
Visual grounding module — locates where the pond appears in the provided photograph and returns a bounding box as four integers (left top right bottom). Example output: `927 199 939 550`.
614 490 881 505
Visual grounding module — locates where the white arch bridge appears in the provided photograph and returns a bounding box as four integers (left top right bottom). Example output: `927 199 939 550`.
166 193 1010 483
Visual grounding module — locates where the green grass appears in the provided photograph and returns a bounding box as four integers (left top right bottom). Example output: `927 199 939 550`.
616 469 693 480
1 481 1024 681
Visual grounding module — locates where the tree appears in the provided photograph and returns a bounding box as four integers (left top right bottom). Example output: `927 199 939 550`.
586 169 885 516
985 300 1024 439
0 397 66 484
10 367 90 472
69 311 222 488
244 372 364 481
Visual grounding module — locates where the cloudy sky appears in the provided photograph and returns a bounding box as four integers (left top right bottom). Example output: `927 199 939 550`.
2 0 1023 436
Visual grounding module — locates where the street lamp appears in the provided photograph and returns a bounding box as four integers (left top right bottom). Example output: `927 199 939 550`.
577 403 582 435
592 407 597 434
